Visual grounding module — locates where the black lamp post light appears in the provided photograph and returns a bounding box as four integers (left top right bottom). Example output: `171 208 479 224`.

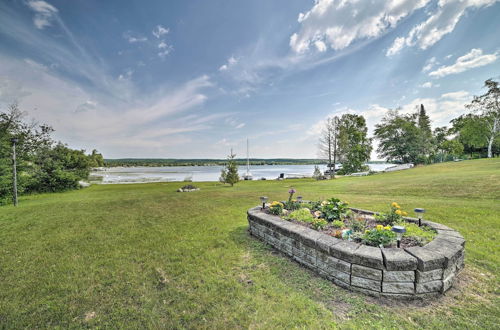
392 225 406 248
260 196 268 209
296 196 303 203
414 208 425 227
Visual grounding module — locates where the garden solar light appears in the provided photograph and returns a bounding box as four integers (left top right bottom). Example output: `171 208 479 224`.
414 208 425 227
260 196 268 209
392 226 406 248
297 196 303 203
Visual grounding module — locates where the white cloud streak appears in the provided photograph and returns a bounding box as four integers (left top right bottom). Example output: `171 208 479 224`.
429 48 498 78
26 0 58 29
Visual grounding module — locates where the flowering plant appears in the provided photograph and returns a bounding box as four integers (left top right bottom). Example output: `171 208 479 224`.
362 225 396 247
311 218 328 230
320 197 350 222
288 188 296 203
268 201 284 215
375 202 408 226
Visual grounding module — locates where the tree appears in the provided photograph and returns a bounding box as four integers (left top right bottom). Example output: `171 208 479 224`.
318 116 340 178
441 140 464 159
337 114 372 174
416 104 434 163
374 109 421 163
433 126 449 162
465 78 500 158
219 149 239 186
450 114 494 158
312 165 323 180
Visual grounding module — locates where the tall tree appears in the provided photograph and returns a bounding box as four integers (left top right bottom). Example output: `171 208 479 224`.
318 116 340 178
416 104 434 163
219 149 239 186
337 114 372 174
374 109 421 163
465 78 500 158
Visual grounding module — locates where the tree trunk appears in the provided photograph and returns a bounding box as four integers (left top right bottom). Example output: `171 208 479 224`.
487 118 498 158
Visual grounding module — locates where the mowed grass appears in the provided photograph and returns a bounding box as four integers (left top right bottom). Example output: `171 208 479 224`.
0 159 499 328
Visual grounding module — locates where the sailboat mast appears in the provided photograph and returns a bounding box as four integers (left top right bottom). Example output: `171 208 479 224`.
246 139 250 173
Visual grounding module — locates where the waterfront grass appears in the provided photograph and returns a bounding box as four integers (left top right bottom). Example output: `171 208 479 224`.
0 158 499 328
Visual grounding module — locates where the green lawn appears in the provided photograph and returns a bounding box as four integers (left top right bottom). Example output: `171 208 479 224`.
0 159 499 328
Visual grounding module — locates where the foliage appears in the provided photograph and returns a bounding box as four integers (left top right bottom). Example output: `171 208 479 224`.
318 116 340 177
362 225 396 247
219 150 239 186
346 216 367 232
319 197 350 222
268 201 284 215
311 218 328 230
284 200 301 211
288 187 296 203
312 165 323 180
284 208 314 223
337 114 372 174
375 202 408 226
331 220 344 228
465 78 500 158
395 221 437 246
181 184 197 190
374 109 423 164
0 104 102 204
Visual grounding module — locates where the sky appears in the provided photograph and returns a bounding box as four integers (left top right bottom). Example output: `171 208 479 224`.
0 0 499 159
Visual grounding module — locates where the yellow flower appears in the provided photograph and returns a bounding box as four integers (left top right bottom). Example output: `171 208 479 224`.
395 210 402 215
376 225 383 231
391 202 398 208
365 230 370 234
384 226 391 230
402 211 408 216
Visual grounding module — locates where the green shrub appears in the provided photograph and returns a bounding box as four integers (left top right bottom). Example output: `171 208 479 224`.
396 221 437 246
284 208 314 223
320 198 350 222
362 227 396 247
311 218 328 230
268 201 284 215
331 220 344 228
346 217 367 232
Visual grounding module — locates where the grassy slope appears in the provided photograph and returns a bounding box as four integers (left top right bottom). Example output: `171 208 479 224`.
0 159 498 328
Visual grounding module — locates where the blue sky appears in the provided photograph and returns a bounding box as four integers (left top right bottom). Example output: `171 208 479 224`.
1 0 499 159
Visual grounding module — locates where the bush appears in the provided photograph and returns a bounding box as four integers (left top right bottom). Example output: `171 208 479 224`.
320 198 350 222
331 220 344 228
268 201 284 215
362 225 396 247
311 218 328 230
284 208 314 223
346 217 367 232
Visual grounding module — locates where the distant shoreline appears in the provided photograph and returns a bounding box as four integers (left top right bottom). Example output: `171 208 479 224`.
103 158 389 167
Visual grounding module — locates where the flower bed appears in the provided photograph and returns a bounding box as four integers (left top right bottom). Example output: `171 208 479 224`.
248 192 465 299
267 196 436 248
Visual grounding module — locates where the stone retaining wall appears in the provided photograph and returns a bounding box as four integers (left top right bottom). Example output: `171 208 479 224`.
247 206 465 299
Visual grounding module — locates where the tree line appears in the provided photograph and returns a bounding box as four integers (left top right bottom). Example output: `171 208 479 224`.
319 78 500 175
0 104 104 205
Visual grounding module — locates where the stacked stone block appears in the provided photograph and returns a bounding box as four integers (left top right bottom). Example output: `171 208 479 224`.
247 207 465 300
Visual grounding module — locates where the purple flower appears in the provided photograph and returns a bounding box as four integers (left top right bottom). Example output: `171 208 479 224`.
288 188 296 194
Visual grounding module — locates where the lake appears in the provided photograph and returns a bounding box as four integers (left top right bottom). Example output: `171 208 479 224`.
90 163 394 184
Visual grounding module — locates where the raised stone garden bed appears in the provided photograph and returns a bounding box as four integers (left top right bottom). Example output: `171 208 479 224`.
247 206 465 299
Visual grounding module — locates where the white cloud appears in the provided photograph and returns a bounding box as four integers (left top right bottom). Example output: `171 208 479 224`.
429 48 498 78
26 0 58 29
219 56 238 71
123 33 148 43
152 25 169 39
420 82 433 88
387 0 499 55
386 37 406 56
290 0 430 53
422 56 438 72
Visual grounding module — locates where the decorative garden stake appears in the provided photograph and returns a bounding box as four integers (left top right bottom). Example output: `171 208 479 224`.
392 226 406 248
414 208 425 227
260 196 268 209
296 196 303 203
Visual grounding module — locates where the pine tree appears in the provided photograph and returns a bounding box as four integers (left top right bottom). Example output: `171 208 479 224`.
416 104 434 163
219 149 239 186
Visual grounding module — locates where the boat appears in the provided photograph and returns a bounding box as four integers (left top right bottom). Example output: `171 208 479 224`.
242 139 253 180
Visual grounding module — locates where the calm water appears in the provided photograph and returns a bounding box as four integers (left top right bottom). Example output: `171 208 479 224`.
90 164 394 184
